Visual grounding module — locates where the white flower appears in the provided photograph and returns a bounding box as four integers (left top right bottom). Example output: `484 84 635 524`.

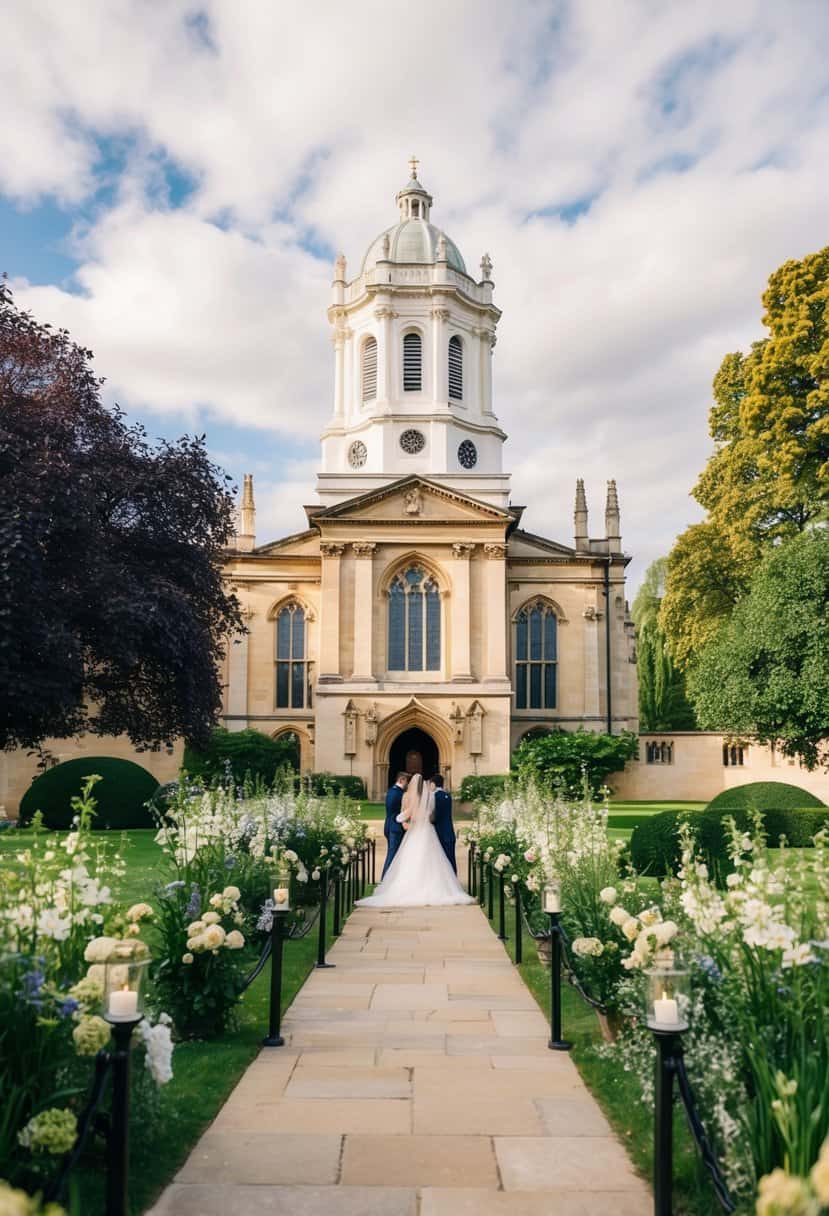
654 921 678 947
187 920 205 936
37 908 71 941
225 930 245 950
222 885 241 902
572 936 604 958
202 924 226 950
137 1018 174 1086
209 893 224 909
621 918 640 942
311 869 321 881
284 849 299 863
202 911 221 925
639 906 661 928
609 906 630 927
127 902 153 923
781 942 816 969
599 886 617 905
726 872 741 888
181 952 194 964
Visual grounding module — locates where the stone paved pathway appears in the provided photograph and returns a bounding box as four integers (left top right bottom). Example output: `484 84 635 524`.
149 846 650 1215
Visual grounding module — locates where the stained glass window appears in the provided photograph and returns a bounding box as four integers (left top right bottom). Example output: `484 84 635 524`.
388 566 441 671
275 603 312 708
514 602 557 710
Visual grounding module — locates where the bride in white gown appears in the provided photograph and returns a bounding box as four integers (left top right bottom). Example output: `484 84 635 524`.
357 773 474 908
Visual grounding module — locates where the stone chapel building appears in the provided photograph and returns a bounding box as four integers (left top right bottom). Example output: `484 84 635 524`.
222 163 638 797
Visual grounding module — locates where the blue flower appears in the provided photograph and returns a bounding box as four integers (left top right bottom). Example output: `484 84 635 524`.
21 968 45 1009
257 899 275 933
164 880 186 893
186 885 202 919
696 955 722 984
57 997 79 1019
224 856 236 870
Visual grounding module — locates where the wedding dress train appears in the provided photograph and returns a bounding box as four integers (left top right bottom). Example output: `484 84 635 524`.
357 776 474 909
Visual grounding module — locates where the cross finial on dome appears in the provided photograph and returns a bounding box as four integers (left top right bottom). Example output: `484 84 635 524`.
408 154 419 180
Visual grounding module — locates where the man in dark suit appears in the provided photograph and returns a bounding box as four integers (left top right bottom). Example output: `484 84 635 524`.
430 774 457 873
382 772 409 877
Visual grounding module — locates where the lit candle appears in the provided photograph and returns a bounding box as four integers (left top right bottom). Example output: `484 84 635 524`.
273 886 290 907
652 990 680 1026
544 888 561 914
108 985 138 1021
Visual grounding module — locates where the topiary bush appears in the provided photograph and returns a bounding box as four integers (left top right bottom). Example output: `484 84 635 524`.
458 774 510 804
303 773 367 799
183 728 299 786
19 757 160 829
630 806 829 878
706 781 825 812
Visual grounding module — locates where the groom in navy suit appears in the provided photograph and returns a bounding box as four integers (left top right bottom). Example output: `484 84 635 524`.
382 772 410 877
430 774 457 873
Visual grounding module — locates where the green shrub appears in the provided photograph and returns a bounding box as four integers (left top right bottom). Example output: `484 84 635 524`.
630 806 829 877
304 772 366 799
706 781 825 812
183 728 299 786
19 757 159 829
458 774 510 803
512 729 639 798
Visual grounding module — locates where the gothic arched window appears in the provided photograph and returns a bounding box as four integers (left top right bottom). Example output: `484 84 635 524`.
361 336 377 403
275 603 311 708
448 335 463 400
388 566 440 671
403 332 422 392
514 601 557 710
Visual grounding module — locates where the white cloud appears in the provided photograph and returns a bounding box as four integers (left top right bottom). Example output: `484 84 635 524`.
6 0 829 588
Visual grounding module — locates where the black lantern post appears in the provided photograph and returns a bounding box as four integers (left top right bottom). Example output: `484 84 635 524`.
102 943 151 1216
263 870 291 1047
370 836 376 884
478 852 486 908
333 867 342 936
513 881 523 965
487 862 495 921
544 880 571 1052
467 839 476 896
316 868 335 968
497 869 508 941
645 964 691 1216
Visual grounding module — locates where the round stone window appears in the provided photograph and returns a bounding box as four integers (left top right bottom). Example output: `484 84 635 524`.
458 439 478 469
348 440 367 468
400 429 426 455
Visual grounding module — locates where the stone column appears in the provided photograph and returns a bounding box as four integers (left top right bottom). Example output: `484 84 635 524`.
476 327 495 416
319 543 345 682
482 543 508 680
351 541 376 680
332 325 345 420
583 601 601 719
450 543 475 681
226 607 254 731
431 305 449 403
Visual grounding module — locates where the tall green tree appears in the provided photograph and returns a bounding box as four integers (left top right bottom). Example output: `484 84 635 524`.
661 247 829 668
688 530 829 769
632 559 696 730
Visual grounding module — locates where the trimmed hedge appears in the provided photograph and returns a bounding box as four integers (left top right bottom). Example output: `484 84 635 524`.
458 774 510 804
19 757 160 830
706 781 825 812
183 728 299 786
630 806 829 878
304 773 367 799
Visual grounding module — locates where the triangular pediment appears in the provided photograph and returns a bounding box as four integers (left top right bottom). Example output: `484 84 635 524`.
308 476 516 525
254 528 320 557
508 528 575 558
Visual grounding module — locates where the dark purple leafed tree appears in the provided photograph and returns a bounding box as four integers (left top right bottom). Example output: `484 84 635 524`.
0 280 243 751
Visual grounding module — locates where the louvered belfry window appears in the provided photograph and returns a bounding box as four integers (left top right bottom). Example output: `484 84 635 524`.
403 332 422 391
361 336 377 403
388 566 440 671
448 335 463 400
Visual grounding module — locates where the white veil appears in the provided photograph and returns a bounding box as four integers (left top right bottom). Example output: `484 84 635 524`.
400 773 434 828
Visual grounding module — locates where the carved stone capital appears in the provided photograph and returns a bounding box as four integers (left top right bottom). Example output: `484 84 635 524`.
430 307 450 322
374 307 398 321
352 541 377 559
320 542 346 558
483 543 507 560
451 542 476 561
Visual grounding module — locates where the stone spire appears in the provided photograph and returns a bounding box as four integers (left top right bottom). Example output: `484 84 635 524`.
236 474 256 552
574 478 588 549
605 479 621 553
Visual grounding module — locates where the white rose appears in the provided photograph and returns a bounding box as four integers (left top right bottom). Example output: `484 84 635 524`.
639 907 661 928
202 924 226 950
202 911 221 925
622 918 640 942
222 885 241 902
654 921 678 947
609 906 630 927
83 935 118 963
181 953 194 964
599 887 617 905
127 902 154 923
225 930 245 950
186 921 205 936
311 869 321 881
209 893 224 908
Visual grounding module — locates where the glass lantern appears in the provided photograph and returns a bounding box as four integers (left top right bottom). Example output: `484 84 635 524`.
644 964 690 1032
273 867 291 913
543 880 561 915
103 941 151 1024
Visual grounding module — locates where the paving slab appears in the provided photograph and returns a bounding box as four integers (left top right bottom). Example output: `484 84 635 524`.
151 900 649 1212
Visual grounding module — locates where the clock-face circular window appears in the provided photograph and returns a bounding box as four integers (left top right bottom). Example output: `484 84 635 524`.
348 440 367 468
458 439 478 469
400 428 426 455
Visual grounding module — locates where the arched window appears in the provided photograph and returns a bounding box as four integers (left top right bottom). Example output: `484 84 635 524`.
514 601 557 710
275 603 311 708
403 332 422 392
448 335 463 400
388 566 440 671
361 336 377 403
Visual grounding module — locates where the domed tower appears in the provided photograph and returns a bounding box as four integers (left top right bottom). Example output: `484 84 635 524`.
318 159 509 507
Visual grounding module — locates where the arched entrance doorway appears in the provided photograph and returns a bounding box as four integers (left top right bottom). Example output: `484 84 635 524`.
388 727 439 789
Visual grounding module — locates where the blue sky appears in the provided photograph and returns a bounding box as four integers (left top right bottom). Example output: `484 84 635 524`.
4 0 829 588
